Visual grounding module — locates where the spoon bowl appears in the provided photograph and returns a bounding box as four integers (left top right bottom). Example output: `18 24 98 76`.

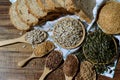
63 54 79 80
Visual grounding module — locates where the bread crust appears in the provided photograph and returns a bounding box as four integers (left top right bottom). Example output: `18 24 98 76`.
37 0 55 12
65 0 81 13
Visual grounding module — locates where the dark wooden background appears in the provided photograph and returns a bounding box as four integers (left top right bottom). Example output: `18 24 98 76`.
0 0 120 80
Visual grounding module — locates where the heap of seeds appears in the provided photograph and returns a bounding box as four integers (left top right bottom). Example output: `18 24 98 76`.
25 29 47 44
34 41 55 57
83 29 117 64
53 17 85 49
98 1 120 34
46 50 63 70
75 61 96 80
63 54 79 77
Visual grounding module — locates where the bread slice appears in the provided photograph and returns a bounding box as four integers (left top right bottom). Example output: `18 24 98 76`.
9 2 30 30
65 0 81 13
16 0 38 26
80 0 96 20
46 0 55 11
52 0 65 8
37 0 55 12
36 0 45 11
57 0 66 8
26 0 47 18
75 10 91 23
51 0 61 8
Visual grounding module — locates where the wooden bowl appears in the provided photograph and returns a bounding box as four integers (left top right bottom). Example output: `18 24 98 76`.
53 17 86 49
83 31 118 65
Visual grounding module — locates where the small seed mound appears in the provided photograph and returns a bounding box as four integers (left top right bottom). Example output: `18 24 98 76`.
63 54 79 77
46 50 63 70
34 41 55 57
25 29 47 44
53 17 85 49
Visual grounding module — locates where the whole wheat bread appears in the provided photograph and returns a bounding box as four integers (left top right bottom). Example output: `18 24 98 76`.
9 2 30 30
26 0 47 18
65 0 81 13
16 0 38 26
37 0 68 13
36 0 45 11
80 0 96 19
56 0 65 8
37 0 55 12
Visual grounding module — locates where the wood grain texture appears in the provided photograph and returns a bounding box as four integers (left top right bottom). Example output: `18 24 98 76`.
0 0 120 80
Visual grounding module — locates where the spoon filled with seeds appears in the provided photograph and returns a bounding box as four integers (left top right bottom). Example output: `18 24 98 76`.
63 54 79 80
39 50 63 80
75 61 96 80
18 40 55 67
0 29 47 46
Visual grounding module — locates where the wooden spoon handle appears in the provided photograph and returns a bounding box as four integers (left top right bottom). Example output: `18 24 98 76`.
0 38 21 47
18 55 34 67
39 68 51 80
39 72 48 80
65 75 73 80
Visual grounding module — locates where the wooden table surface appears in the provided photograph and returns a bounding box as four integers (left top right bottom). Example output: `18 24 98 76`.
0 0 120 80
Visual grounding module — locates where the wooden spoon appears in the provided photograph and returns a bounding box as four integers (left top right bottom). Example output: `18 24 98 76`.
39 50 63 80
39 67 52 80
0 33 28 47
63 54 79 80
18 41 55 67
0 30 47 47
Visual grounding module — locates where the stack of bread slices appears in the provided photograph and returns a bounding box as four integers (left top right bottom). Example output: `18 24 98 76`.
9 0 81 31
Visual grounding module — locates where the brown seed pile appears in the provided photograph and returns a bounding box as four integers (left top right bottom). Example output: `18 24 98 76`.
53 17 85 49
63 54 79 77
34 41 55 57
25 29 47 44
46 50 63 70
98 1 120 34
75 61 96 80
